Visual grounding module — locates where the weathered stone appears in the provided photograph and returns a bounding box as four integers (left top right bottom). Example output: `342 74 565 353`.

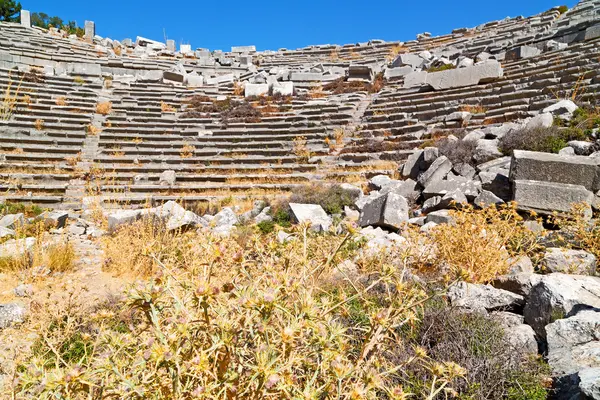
490 311 538 355
512 180 594 216
448 281 525 312
505 45 541 61
0 213 25 230
523 273 600 338
525 112 553 130
0 303 26 329
0 226 14 238
417 156 452 188
369 175 392 190
403 70 428 88
510 150 600 192
494 273 542 299
423 176 481 200
289 203 332 232
474 139 502 164
546 310 600 375
20 10 30 28
474 190 504 207
425 209 454 225
39 210 68 229
544 248 597 275
578 368 600 399
426 60 503 90
272 82 293 96
159 170 176 186
14 284 33 297
245 83 269 97
107 210 142 233
358 193 409 231
543 99 579 121
84 21 95 42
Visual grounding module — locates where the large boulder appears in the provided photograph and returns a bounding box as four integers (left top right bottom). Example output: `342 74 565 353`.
578 368 600 399
523 274 600 338
546 310 600 375
447 281 525 312
39 210 69 229
543 248 597 275
358 193 409 231
543 100 579 121
417 156 452 188
490 311 538 355
0 213 25 230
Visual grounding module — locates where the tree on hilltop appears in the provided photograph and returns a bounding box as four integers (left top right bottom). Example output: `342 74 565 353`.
0 0 22 22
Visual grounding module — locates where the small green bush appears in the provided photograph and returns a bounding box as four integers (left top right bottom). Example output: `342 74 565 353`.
428 64 456 73
557 5 568 14
0 202 43 217
499 126 590 155
256 219 276 234
289 183 355 215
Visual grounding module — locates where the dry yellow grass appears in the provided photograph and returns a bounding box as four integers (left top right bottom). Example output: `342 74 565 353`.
55 96 67 106
86 125 102 135
96 101 113 115
0 74 23 121
459 104 487 114
160 101 176 112
180 143 196 158
34 119 44 131
233 82 245 96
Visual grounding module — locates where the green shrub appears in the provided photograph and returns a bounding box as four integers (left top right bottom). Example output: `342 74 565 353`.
498 126 590 155
428 64 456 73
256 219 276 234
289 183 355 215
0 201 43 217
397 303 551 399
557 5 568 14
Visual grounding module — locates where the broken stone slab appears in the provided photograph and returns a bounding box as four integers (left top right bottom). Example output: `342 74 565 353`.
544 248 597 275
348 65 374 82
39 210 68 229
369 175 393 190
159 170 176 186
20 10 30 28
417 155 452 188
426 60 503 90
0 213 25 230
358 226 407 254
473 139 502 164
479 169 511 201
67 63 101 76
512 180 594 216
423 176 481 200
474 190 504 207
525 112 554 130
447 281 525 312
107 209 143 233
523 273 600 338
543 99 578 121
358 192 409 231
546 309 600 375
0 303 26 329
289 203 332 232
425 209 454 225
0 226 14 238
380 179 420 203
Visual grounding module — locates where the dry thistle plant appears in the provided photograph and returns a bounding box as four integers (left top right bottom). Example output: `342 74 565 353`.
11 222 467 399
55 96 68 106
412 203 543 283
86 125 101 135
551 203 600 263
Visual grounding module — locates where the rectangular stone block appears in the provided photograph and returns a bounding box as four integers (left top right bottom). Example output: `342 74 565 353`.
510 150 600 192
20 10 30 28
67 63 101 76
272 81 293 96
163 71 185 82
245 83 269 97
384 66 413 79
426 60 503 90
289 72 324 82
231 45 256 53
166 39 175 52
513 180 594 215
403 70 428 88
348 65 373 82
84 21 95 43
505 45 542 61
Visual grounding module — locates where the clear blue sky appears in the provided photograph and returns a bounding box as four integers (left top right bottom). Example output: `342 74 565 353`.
21 0 576 51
